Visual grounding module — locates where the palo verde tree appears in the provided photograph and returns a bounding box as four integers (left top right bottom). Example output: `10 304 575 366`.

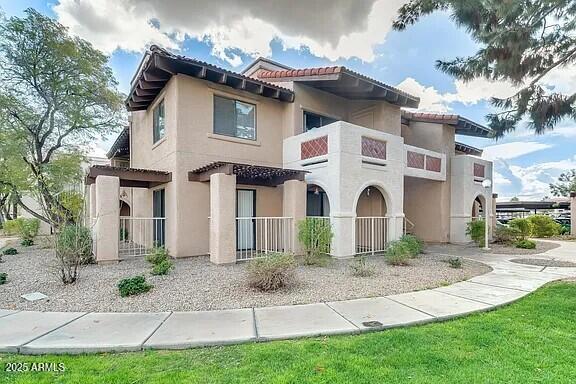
0 9 123 225
549 169 576 197
394 0 576 137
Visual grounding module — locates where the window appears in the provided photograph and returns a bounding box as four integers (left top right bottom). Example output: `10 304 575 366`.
153 100 165 143
303 111 337 131
213 96 256 140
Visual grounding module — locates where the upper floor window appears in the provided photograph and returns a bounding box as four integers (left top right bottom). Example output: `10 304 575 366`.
303 111 337 132
214 96 256 140
153 99 165 143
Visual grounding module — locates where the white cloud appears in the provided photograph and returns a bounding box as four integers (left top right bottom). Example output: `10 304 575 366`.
396 77 451 112
481 142 552 161
54 0 406 65
493 171 512 186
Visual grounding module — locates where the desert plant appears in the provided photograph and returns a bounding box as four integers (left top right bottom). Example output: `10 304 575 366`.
2 220 19 236
508 218 533 240
493 225 521 245
399 234 423 257
20 239 33 247
298 218 333 266
15 218 40 244
118 275 153 297
527 215 562 238
2 248 17 256
53 224 93 284
146 247 173 275
246 253 296 292
448 257 462 269
385 241 411 266
349 256 375 277
466 220 485 246
57 224 94 265
0 273 6 285
515 239 537 249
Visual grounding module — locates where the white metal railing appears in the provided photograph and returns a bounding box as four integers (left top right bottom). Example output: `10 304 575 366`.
236 217 293 261
119 217 166 258
355 217 389 255
403 217 415 235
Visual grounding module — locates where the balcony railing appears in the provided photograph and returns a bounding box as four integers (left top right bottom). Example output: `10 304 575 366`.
236 217 294 261
119 217 166 258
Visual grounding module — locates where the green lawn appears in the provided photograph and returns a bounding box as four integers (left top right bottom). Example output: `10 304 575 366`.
1 282 576 384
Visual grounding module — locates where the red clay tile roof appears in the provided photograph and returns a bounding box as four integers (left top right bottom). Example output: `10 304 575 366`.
258 66 343 79
401 110 493 138
401 111 459 124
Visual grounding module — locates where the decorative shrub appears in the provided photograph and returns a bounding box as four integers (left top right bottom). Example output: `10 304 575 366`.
118 275 153 297
349 256 375 277
515 239 537 249
0 273 6 285
20 239 34 247
508 218 533 240
2 220 19 236
15 218 40 243
2 248 17 256
298 218 333 266
399 234 423 257
448 257 462 269
385 241 411 266
146 247 173 276
493 225 521 245
527 215 562 238
57 224 94 265
247 253 296 292
466 220 485 246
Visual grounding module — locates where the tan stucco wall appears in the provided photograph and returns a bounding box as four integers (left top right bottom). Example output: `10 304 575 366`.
356 188 387 217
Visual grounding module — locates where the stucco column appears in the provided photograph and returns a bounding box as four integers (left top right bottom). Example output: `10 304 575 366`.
386 213 405 242
210 173 237 264
571 192 576 236
89 183 97 223
491 193 498 239
95 175 120 264
330 213 356 258
282 179 307 255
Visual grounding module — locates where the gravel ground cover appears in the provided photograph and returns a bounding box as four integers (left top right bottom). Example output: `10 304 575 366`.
426 240 559 256
0 241 490 312
510 258 576 268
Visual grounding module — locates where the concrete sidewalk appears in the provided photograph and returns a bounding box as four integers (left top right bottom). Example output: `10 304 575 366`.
1 240 574 355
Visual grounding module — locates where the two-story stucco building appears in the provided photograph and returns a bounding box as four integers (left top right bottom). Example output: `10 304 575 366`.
86 46 495 264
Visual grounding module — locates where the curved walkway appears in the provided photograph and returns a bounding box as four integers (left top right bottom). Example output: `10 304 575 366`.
0 241 574 355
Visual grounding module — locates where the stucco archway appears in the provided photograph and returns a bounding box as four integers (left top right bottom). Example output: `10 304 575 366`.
471 194 487 220
306 184 331 217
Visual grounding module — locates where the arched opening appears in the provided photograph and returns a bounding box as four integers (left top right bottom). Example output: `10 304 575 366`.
306 184 330 217
355 186 388 254
472 195 486 220
119 200 131 217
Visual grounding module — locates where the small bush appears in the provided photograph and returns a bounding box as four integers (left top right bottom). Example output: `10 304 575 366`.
493 225 521 245
399 234 423 257
302 252 331 267
2 220 19 236
508 218 533 240
15 218 40 243
118 275 153 297
57 224 94 265
298 218 333 266
515 239 537 249
20 239 34 247
349 256 375 277
0 273 6 285
448 257 462 269
247 253 296 292
385 241 411 266
2 248 17 256
527 215 562 238
146 247 173 276
466 220 485 246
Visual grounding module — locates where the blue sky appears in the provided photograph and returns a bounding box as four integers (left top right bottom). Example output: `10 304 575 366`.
1 0 574 201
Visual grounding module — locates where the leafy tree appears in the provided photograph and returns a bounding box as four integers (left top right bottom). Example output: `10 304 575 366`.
0 9 123 225
549 169 576 197
394 0 576 137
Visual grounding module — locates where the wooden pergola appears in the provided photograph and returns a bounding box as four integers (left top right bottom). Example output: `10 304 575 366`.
86 165 172 188
188 162 307 187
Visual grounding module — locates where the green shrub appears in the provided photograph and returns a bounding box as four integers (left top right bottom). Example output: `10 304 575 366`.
298 218 333 266
57 224 94 265
493 225 521 244
527 215 562 238
448 257 462 269
151 259 173 276
385 241 411 266
2 248 17 256
0 273 6 285
349 255 375 277
2 220 19 236
247 253 296 291
515 239 537 249
20 239 33 247
15 218 40 242
118 275 153 297
466 220 485 246
145 247 173 275
508 218 533 240
399 234 423 257
119 227 129 242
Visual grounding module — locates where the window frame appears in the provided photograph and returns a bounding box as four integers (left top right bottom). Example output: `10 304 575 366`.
303 110 338 132
213 95 257 141
152 99 166 144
